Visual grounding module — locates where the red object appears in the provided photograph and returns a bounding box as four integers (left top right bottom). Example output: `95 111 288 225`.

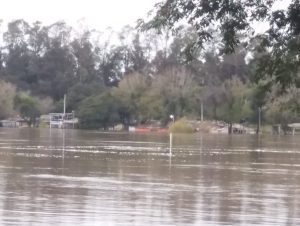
131 127 167 133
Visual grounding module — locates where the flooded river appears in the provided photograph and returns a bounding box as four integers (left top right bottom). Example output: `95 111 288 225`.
0 128 299 225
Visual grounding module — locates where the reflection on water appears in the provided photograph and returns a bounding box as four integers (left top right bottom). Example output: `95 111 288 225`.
0 128 299 225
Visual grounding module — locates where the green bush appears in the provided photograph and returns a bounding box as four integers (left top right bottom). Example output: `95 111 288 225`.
168 117 194 134
78 92 120 129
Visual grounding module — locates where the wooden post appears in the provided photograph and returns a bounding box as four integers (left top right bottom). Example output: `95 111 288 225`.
293 128 295 136
200 101 203 122
257 107 261 134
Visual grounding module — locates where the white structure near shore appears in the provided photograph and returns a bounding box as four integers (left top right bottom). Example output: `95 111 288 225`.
49 95 78 129
49 112 78 129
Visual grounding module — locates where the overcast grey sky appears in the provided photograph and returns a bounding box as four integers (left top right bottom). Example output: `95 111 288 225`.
1 0 160 30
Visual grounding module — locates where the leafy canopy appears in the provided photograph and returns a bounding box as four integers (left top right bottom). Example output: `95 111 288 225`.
141 0 300 89
141 0 275 53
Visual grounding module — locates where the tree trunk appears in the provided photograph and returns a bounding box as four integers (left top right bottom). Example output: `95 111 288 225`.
228 123 232 134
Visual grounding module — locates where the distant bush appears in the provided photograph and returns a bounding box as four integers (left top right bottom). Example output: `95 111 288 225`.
78 92 120 129
38 121 48 128
168 117 194 134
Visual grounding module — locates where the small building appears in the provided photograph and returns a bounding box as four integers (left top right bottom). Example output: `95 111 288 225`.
49 113 78 129
288 123 300 135
0 119 19 128
0 118 28 128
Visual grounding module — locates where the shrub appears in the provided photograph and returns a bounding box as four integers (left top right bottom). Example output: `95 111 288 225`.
168 117 194 134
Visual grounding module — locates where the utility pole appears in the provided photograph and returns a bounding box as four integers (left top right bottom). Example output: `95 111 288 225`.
169 115 174 156
200 78 205 122
62 94 66 129
63 94 66 116
257 107 261 134
201 100 203 122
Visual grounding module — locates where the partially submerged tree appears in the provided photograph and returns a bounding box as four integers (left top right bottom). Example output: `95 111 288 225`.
111 72 149 125
152 65 202 120
216 78 253 132
78 92 120 129
264 86 300 126
14 92 53 127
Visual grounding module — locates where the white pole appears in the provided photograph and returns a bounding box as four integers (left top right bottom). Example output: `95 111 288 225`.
169 133 173 156
200 78 204 122
63 94 66 116
201 101 203 122
170 114 174 124
62 129 65 171
62 94 66 129
169 114 174 156
258 107 261 134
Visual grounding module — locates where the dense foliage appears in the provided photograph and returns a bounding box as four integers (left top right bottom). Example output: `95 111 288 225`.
141 0 300 89
0 16 299 129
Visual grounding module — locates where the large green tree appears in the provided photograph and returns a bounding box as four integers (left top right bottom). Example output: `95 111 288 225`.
141 0 274 52
14 92 53 127
142 0 300 88
78 92 120 129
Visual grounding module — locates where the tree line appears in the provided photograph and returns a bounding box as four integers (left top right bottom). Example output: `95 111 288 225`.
0 15 299 129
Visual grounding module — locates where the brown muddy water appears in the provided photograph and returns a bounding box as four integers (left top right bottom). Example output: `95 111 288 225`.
0 128 299 225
